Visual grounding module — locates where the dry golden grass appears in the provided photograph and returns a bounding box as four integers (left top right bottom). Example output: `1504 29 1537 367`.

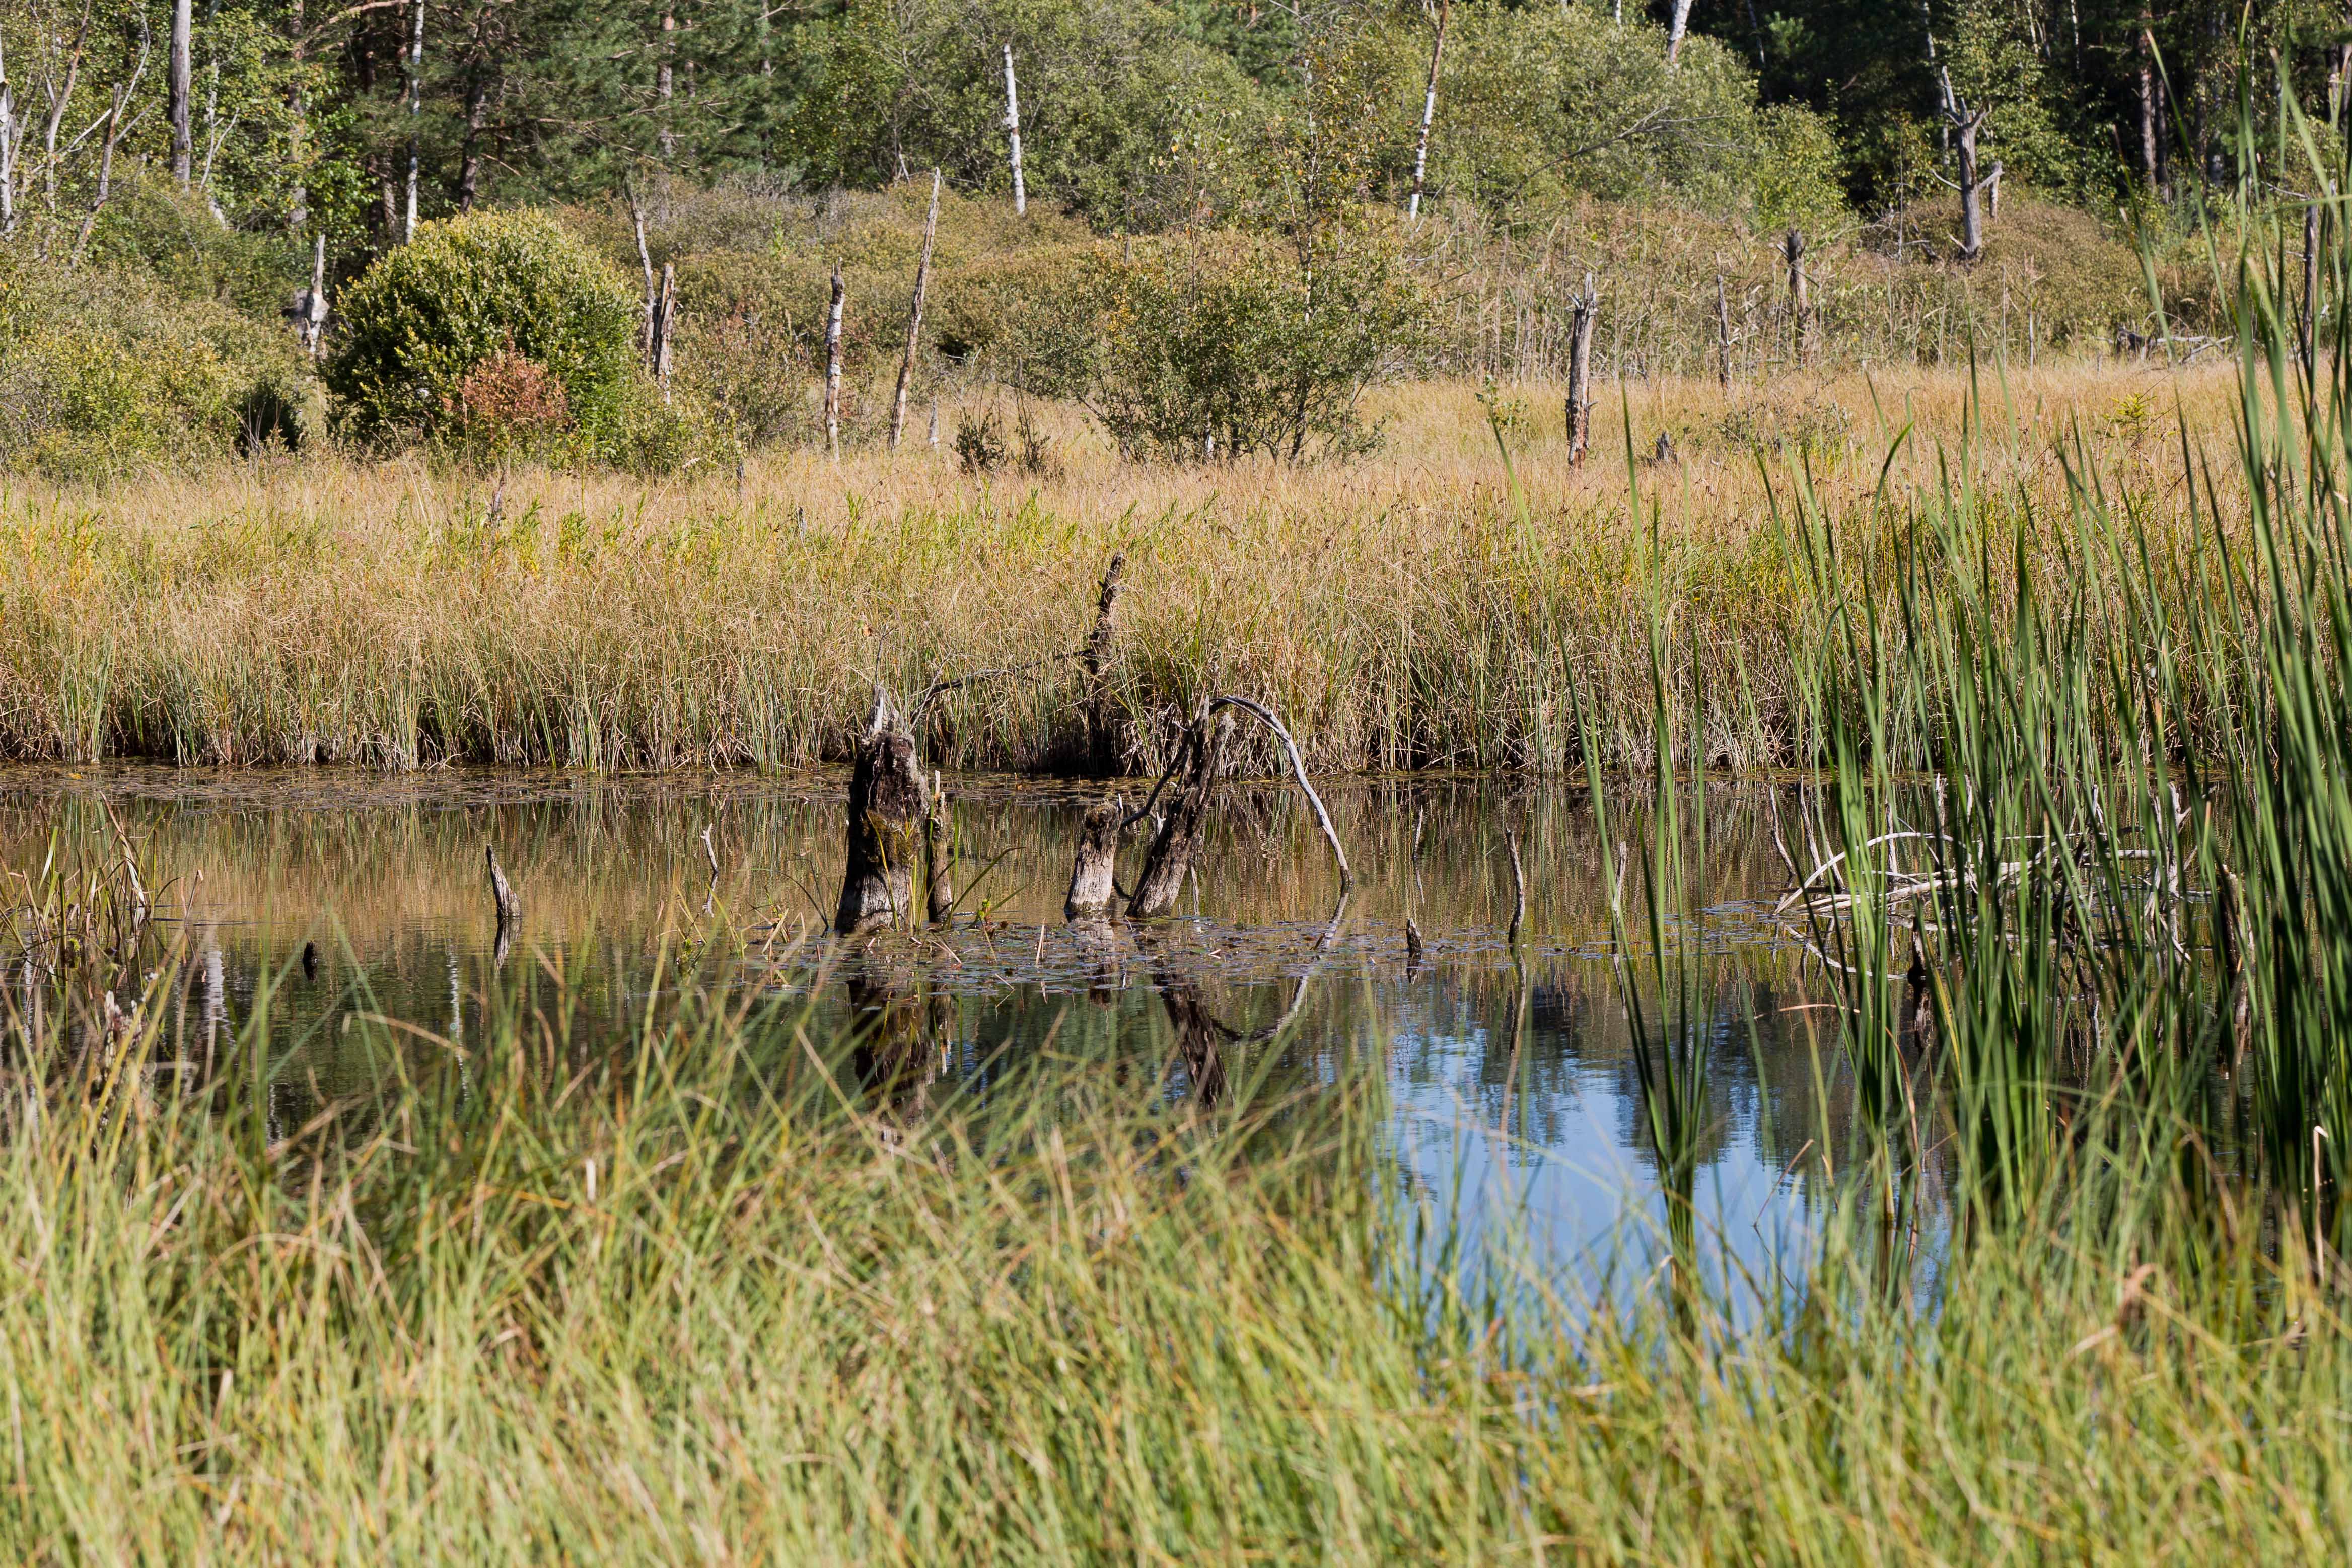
0 358 2241 773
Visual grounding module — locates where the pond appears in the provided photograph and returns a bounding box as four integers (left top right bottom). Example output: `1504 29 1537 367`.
4 765 1868 1301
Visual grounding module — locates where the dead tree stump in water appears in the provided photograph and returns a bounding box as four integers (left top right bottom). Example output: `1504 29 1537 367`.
486 844 520 926
1081 552 1128 775
486 844 520 969
836 693 932 936
923 776 956 925
1064 798 1125 922
1127 707 1231 919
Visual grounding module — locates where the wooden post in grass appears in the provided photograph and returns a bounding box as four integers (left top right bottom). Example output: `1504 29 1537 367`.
836 691 930 935
1565 271 1596 465
890 170 942 450
1785 229 1811 366
1714 273 1733 392
1064 799 1124 922
824 265 845 458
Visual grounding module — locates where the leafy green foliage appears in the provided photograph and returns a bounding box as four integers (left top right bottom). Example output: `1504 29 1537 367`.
326 209 635 447
1419 5 1842 226
787 0 1271 232
1040 227 1423 461
0 254 319 479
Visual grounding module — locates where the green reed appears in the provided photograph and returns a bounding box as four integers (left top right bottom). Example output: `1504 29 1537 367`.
1743 55 2352 1251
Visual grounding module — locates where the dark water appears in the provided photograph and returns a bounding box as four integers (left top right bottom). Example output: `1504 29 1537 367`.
4 766 1863 1293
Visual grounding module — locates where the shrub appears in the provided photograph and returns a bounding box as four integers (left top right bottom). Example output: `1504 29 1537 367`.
1038 228 1424 463
326 210 635 448
955 409 1005 472
0 257 320 480
445 349 573 463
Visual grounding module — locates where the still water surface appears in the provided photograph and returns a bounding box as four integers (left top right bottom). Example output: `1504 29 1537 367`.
5 766 1870 1296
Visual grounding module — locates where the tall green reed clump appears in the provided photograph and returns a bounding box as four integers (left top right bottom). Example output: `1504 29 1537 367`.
1764 59 2352 1246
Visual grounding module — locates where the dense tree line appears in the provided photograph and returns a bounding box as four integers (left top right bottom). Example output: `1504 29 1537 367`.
1 1 2343 257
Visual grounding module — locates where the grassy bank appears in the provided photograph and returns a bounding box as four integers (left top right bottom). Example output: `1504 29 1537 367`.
0 360 2242 774
0 946 2343 1562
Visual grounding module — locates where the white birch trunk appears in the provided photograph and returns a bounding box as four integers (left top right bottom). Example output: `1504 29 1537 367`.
170 0 192 187
0 67 15 236
1406 1 1448 221
1002 44 1025 217
404 0 424 241
824 265 845 458
1667 0 1693 66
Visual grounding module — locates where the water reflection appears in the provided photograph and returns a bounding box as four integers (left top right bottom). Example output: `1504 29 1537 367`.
2 765 1866 1281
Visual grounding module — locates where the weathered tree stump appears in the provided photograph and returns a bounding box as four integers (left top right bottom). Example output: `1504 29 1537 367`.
1081 552 1129 775
835 693 931 936
1127 706 1230 919
1064 797 1125 922
486 843 520 969
923 781 956 926
1565 271 1597 465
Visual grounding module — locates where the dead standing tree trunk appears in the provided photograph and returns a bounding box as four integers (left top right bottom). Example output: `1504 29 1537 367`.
654 260 677 393
1950 104 1988 262
485 843 520 967
1713 274 1733 391
2304 199 2321 378
1934 62 1990 263
889 169 941 449
1081 551 1128 773
1785 229 1811 364
1002 44 1026 217
924 773 955 926
628 186 658 367
1126 706 1232 919
403 0 424 241
835 692 931 936
1125 693 1352 920
1666 0 1694 66
169 0 192 189
1565 271 1596 465
824 264 845 458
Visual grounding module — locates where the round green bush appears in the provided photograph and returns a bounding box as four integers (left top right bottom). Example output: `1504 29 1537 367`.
326 210 636 446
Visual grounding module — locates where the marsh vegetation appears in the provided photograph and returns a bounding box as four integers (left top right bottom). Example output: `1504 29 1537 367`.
10 2 2352 1558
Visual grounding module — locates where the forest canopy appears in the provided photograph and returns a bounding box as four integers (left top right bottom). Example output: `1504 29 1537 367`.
2 1 2322 252
0 1 2329 473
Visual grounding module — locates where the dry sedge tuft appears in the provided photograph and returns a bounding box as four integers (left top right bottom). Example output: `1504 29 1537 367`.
0 362 2245 774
